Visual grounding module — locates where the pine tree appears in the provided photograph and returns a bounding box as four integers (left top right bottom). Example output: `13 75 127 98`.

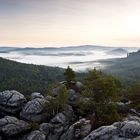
64 66 75 88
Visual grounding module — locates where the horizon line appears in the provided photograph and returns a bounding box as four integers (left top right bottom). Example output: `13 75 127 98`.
0 44 140 48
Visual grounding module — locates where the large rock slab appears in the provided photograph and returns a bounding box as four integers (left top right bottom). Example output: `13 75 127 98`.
83 125 118 140
0 116 29 137
0 90 26 114
83 115 140 140
20 97 48 122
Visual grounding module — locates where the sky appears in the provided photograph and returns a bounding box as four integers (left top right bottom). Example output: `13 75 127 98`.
0 0 140 47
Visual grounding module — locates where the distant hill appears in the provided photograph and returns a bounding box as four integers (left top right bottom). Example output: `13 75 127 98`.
127 49 140 60
0 57 65 94
106 48 128 56
1 45 137 52
0 45 113 55
0 47 140 93
102 49 140 83
0 57 85 95
0 46 138 56
0 47 18 53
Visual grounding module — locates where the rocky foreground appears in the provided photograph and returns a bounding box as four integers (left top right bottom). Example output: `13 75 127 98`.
0 83 140 140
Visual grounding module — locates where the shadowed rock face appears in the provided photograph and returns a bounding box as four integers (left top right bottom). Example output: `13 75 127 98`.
0 90 26 115
20 97 48 123
0 116 29 137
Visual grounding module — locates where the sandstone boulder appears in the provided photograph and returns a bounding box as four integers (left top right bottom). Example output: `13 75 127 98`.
0 90 26 114
20 98 48 122
0 116 29 137
83 115 140 140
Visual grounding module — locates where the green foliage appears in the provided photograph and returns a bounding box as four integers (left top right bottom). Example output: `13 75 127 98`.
130 81 140 95
64 66 76 88
83 69 120 102
77 69 121 125
94 103 120 126
2 56 140 126
77 98 120 125
29 122 40 130
129 81 140 110
45 84 68 116
0 58 84 95
76 98 94 116
0 57 64 94
103 50 140 83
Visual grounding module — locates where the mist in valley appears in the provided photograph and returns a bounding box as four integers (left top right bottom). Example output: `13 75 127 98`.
0 46 137 71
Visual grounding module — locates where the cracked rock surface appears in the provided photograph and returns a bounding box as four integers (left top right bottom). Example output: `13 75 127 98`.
83 116 140 140
20 97 47 122
0 116 29 137
0 90 26 115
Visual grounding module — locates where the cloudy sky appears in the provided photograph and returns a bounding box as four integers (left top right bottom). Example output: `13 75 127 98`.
0 0 140 47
